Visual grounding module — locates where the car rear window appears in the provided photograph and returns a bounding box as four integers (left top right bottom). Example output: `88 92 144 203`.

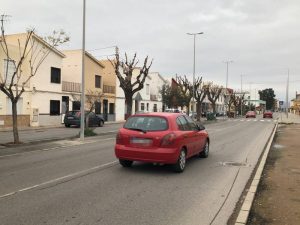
66 111 81 117
124 116 168 131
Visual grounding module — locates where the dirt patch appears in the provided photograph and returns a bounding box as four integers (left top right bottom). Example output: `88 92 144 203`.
247 124 300 225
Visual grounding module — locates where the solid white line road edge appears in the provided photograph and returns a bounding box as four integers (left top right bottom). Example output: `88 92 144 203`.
0 160 118 199
234 122 278 225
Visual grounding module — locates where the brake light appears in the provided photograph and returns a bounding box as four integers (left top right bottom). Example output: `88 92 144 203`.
161 133 176 147
116 132 123 144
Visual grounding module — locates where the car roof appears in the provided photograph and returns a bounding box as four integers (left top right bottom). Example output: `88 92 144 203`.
132 112 182 119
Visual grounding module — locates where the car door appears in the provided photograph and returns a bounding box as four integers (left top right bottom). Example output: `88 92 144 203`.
184 115 202 155
176 116 195 158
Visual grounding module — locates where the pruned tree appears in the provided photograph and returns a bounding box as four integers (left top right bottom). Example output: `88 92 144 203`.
205 82 223 113
109 48 152 117
0 16 69 144
227 92 237 117
177 75 201 115
194 77 206 121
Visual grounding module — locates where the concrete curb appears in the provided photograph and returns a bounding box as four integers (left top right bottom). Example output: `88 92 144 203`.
234 122 278 225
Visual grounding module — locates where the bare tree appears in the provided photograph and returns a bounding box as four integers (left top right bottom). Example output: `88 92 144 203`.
0 16 69 143
194 77 207 121
177 75 201 115
205 82 223 113
109 48 152 118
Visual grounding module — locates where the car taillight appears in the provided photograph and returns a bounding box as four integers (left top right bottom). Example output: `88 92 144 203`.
116 132 123 144
161 133 176 147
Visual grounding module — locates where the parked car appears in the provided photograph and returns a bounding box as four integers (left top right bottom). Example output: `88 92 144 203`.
245 111 256 118
165 108 181 113
263 110 273 118
115 112 209 173
64 110 105 127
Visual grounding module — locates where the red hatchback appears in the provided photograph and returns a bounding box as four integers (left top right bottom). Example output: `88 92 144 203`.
245 111 256 118
263 110 273 118
115 113 209 172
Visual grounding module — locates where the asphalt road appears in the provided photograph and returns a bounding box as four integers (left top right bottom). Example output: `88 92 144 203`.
0 116 276 225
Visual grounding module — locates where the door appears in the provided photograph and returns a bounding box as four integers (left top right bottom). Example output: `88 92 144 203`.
176 116 195 157
184 115 205 154
103 99 108 121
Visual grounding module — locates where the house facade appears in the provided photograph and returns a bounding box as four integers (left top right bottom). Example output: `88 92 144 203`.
0 33 65 127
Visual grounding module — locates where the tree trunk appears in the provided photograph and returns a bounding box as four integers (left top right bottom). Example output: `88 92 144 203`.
12 100 20 144
125 94 133 119
212 102 216 113
196 102 202 121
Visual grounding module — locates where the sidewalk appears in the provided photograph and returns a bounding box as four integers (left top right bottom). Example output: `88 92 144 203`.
0 120 125 132
235 113 300 225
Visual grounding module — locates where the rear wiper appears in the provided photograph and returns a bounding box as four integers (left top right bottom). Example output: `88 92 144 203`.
128 128 147 133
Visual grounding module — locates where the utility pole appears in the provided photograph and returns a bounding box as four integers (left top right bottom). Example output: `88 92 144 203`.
223 60 233 117
80 0 86 141
286 69 289 118
241 74 243 117
187 32 203 117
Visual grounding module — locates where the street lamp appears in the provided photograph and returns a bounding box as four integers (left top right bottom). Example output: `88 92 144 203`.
223 60 233 117
80 0 86 141
187 32 203 117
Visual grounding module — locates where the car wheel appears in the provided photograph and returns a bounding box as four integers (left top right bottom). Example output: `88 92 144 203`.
65 124 70 128
119 159 133 167
173 149 186 173
99 120 104 127
200 140 209 158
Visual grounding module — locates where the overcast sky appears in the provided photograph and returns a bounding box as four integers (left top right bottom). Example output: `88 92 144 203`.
2 0 300 101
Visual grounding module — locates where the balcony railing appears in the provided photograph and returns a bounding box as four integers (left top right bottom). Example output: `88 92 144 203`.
103 85 115 94
62 81 81 93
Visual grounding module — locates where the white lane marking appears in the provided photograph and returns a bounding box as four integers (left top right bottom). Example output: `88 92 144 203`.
260 120 265 122
247 120 251 122
0 160 118 199
254 120 257 122
0 137 116 159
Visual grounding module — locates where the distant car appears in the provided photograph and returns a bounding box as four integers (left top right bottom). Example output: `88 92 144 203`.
165 108 181 113
263 110 273 118
64 110 104 127
216 111 225 117
115 112 210 173
245 111 256 118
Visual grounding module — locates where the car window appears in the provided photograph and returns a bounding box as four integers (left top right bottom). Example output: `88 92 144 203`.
176 116 189 131
184 115 198 131
124 116 168 131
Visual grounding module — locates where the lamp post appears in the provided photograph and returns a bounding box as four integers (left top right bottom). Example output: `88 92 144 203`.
187 32 203 117
80 0 86 141
223 60 233 117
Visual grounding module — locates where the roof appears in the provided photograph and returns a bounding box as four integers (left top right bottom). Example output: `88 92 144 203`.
63 50 105 68
5 32 66 58
132 112 183 118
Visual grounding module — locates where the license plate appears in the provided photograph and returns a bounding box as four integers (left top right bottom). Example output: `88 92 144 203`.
131 138 152 144
67 117 74 119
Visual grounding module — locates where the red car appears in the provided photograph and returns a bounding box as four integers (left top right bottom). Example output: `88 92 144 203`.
263 110 273 118
115 113 209 172
245 111 256 118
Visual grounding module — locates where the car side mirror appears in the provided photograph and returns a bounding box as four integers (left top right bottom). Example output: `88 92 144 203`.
197 124 205 131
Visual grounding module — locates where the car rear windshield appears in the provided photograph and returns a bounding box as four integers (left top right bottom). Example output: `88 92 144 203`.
124 116 168 131
66 111 81 117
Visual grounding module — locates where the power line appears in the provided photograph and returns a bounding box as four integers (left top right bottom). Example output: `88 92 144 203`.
87 45 117 52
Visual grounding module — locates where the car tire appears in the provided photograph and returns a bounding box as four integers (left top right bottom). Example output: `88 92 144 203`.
65 124 70 128
199 140 209 158
119 159 133 167
173 149 186 173
99 120 104 127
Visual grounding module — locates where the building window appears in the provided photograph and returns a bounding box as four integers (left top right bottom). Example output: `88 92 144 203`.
72 101 81 110
141 103 145 111
3 59 15 85
146 103 149 111
95 75 102 88
95 101 101 114
109 103 115 114
50 100 60 115
51 67 61 84
153 104 157 112
146 84 150 95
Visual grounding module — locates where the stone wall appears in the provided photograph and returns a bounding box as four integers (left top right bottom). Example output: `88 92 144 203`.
0 115 30 128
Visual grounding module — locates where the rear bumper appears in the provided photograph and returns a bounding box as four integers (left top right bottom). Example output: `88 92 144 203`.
115 144 180 164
